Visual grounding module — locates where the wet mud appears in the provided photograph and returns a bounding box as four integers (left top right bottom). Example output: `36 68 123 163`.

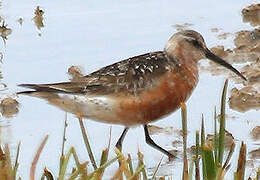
17 17 23 26
0 21 12 44
67 65 85 82
0 97 19 118
242 4 260 27
200 6 260 112
249 148 260 159
33 6 44 35
147 124 180 136
250 126 260 140
172 23 193 31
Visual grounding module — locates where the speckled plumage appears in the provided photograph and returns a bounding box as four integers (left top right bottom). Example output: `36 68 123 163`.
18 30 246 126
84 51 183 95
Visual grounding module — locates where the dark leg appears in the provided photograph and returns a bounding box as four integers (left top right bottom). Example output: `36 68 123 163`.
144 124 176 159
115 127 129 152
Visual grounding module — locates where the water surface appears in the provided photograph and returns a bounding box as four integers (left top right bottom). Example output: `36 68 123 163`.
0 0 259 179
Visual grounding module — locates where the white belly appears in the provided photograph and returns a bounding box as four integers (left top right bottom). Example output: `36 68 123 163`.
30 92 123 124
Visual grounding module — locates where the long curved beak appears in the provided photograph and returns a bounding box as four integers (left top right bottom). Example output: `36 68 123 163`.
205 48 247 81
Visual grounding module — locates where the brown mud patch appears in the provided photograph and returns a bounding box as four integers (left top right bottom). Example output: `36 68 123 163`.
172 23 193 31
242 4 260 27
206 130 234 149
210 27 221 33
33 6 44 36
68 65 85 82
217 32 232 40
0 21 12 44
17 17 23 26
250 126 260 140
147 124 180 136
249 148 260 159
0 97 19 118
229 86 260 112
200 26 260 112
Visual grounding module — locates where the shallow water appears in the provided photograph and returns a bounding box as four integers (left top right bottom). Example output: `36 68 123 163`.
0 0 259 179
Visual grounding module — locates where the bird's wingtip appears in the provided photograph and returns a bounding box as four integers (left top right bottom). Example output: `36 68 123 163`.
18 83 38 88
16 90 36 95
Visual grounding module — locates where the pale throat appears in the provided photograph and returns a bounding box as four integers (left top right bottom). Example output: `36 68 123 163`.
165 41 200 65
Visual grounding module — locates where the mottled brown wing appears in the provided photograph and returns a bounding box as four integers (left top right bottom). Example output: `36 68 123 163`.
83 51 177 95
18 51 178 95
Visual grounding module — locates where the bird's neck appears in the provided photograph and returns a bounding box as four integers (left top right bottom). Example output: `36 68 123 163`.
165 43 199 66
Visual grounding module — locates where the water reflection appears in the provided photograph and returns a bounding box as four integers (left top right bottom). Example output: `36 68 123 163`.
33 6 45 35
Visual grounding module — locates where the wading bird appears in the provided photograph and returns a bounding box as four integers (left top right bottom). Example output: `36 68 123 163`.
18 30 246 158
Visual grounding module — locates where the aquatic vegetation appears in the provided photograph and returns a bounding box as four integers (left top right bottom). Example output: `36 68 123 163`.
180 80 260 180
0 81 259 179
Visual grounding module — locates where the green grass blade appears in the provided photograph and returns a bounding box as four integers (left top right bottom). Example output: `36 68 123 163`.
59 118 68 177
201 114 207 180
138 151 148 180
218 79 228 165
214 106 218 162
78 116 97 170
127 154 134 176
202 145 216 180
71 147 88 177
58 147 73 180
130 164 145 180
195 130 200 180
96 148 109 177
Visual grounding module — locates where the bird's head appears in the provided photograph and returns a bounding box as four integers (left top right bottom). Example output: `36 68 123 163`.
164 30 246 81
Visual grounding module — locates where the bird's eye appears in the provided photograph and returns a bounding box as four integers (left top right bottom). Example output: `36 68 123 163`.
190 39 200 47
